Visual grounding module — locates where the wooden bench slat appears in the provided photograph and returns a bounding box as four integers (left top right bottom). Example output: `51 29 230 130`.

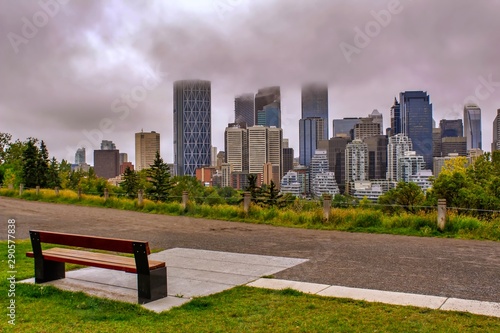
26 248 165 273
31 230 150 254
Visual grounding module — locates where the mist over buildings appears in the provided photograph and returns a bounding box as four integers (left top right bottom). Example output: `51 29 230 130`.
1 0 499 163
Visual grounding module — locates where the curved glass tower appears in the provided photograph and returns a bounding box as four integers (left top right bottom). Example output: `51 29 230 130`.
173 80 211 176
463 104 482 151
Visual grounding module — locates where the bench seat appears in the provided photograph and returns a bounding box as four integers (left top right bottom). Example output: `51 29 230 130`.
26 248 165 273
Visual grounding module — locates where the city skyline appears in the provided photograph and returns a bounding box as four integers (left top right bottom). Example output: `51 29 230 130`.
1 0 499 165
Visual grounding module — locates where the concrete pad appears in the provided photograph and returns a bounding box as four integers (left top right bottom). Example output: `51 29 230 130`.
317 285 447 309
247 278 330 294
441 298 500 318
20 248 308 312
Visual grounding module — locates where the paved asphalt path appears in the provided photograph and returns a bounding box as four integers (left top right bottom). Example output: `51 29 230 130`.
1 197 499 303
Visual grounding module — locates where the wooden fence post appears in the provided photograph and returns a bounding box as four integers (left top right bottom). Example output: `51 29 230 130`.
323 194 332 220
243 192 251 213
182 191 188 210
437 199 447 231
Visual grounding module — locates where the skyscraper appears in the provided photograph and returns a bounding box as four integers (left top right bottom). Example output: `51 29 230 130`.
390 97 401 135
100 140 116 150
440 119 463 138
345 139 368 194
299 117 324 166
257 102 280 127
254 86 280 127
248 126 268 174
234 93 255 127
224 124 248 173
368 109 383 135
135 130 160 171
75 147 86 164
353 117 380 141
94 149 120 179
364 135 388 180
332 118 361 138
400 91 433 169
463 104 482 150
173 80 211 176
301 83 329 138
493 109 500 152
387 134 413 181
267 126 283 181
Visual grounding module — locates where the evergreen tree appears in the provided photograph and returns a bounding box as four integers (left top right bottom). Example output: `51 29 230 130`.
21 138 39 188
146 151 173 202
47 157 61 188
37 140 49 187
246 174 261 203
261 180 283 207
121 166 139 199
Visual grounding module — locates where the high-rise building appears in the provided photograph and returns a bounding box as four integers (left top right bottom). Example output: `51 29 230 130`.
119 153 128 165
463 104 482 150
299 117 324 166
353 117 381 141
301 83 329 139
441 137 467 156
493 109 500 151
432 128 442 158
234 93 255 127
94 149 120 179
398 151 426 182
225 124 248 173
282 147 294 175
100 140 116 150
248 126 268 174
75 147 86 164
322 137 350 194
364 135 388 180
257 102 280 127
390 97 401 135
267 126 283 181
400 91 433 169
135 131 160 171
211 147 218 167
280 171 302 197
369 109 384 135
255 86 280 127
173 80 211 176
387 134 413 181
440 119 463 138
345 139 368 194
332 118 361 138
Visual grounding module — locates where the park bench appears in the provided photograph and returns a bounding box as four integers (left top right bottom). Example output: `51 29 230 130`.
26 230 167 304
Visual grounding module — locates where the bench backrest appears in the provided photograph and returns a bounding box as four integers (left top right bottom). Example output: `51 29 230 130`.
30 230 151 255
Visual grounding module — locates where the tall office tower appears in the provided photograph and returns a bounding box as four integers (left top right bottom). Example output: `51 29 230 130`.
310 150 329 181
323 137 350 194
364 135 388 180
433 128 442 157
101 140 116 150
353 117 381 140
390 97 401 135
211 147 218 167
221 163 232 188
441 137 467 156
463 104 482 150
282 138 289 149
301 83 329 139
234 93 255 127
257 102 280 127
299 117 324 166
248 126 268 174
387 134 413 181
94 149 120 179
345 139 368 194
75 147 86 164
282 148 294 174
400 91 433 169
224 124 248 173
332 118 361 138
216 151 225 169
493 109 500 151
255 86 280 126
440 119 463 138
267 126 283 181
119 153 128 165
368 109 383 135
173 80 212 176
398 151 426 182
135 131 160 171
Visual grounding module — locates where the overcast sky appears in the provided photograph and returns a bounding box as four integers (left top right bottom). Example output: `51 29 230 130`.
1 0 499 165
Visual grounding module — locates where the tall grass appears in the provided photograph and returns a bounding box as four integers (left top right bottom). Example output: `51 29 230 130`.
1 188 499 241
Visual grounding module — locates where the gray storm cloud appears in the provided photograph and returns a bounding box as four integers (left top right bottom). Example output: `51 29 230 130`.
0 0 499 164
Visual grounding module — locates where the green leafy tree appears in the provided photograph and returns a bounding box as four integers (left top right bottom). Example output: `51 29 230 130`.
121 166 139 199
379 182 425 213
146 152 173 202
0 132 12 164
170 176 205 204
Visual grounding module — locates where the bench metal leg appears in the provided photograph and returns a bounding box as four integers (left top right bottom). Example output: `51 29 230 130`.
137 267 167 304
35 259 65 283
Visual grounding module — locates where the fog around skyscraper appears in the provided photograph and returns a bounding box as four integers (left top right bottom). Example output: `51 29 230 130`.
1 0 499 164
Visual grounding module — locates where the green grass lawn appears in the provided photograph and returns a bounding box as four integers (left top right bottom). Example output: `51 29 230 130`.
2 240 499 332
